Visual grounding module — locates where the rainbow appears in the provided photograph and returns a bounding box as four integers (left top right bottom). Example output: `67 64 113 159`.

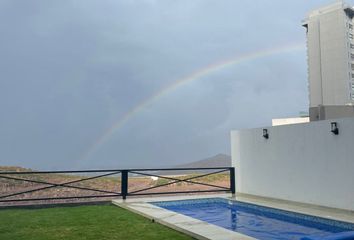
80 42 305 161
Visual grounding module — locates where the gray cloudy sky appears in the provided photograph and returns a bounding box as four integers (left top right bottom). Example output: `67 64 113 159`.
0 0 347 170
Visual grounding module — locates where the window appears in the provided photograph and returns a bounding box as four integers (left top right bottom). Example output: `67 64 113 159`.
349 33 354 39
352 93 354 101
351 64 354 70
349 23 353 30
352 83 354 91
351 73 354 78
350 43 354 49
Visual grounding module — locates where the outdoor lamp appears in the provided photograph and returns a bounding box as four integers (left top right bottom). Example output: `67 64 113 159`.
331 122 339 135
263 129 269 139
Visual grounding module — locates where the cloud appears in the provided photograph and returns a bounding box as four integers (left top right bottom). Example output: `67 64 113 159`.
0 0 329 169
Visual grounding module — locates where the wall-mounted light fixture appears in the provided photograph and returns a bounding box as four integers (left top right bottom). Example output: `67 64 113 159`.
263 129 269 139
331 122 339 135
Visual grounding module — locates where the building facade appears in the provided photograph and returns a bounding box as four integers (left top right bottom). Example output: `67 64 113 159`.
302 2 354 121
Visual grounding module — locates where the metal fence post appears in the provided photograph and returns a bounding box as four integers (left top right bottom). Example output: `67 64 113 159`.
121 170 128 200
230 167 236 197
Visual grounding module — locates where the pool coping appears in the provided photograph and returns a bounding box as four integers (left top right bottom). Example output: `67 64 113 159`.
112 194 354 240
113 194 255 240
236 193 354 224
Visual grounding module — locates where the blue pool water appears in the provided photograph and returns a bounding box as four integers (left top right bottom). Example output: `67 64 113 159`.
152 198 354 240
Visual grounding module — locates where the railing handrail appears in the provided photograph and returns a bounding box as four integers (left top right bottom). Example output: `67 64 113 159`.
0 167 233 175
0 167 235 204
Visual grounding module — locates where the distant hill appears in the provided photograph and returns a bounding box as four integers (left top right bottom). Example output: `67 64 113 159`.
175 154 231 168
0 154 232 176
156 154 231 176
0 166 32 172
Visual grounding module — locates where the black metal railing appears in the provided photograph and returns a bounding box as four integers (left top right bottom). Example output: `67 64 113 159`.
0 167 235 204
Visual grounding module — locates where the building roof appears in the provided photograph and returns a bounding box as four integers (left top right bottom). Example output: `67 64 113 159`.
302 1 354 26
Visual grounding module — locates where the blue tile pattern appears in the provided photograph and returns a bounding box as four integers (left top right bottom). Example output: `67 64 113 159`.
151 198 354 240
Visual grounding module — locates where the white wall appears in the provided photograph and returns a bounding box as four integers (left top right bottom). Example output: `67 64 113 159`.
272 117 309 126
231 117 354 211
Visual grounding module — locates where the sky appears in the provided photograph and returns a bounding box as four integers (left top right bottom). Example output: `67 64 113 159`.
0 0 349 170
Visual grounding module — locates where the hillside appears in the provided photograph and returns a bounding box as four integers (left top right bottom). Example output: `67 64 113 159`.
175 154 231 168
0 166 32 172
156 154 231 176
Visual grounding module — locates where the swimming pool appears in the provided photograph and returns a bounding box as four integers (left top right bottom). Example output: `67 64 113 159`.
152 198 354 240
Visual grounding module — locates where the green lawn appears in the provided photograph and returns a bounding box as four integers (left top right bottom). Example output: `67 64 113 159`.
0 204 194 240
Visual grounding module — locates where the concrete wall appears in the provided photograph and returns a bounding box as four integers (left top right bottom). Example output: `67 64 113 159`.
272 117 309 126
231 117 354 211
310 105 354 121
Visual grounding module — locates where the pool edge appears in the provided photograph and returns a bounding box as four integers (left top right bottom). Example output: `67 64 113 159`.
111 193 354 240
236 193 354 224
112 194 256 240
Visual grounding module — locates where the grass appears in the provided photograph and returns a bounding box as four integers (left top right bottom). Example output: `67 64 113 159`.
0 204 194 240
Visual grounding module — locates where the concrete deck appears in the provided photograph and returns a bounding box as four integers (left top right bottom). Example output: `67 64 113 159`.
112 194 354 240
236 193 354 224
